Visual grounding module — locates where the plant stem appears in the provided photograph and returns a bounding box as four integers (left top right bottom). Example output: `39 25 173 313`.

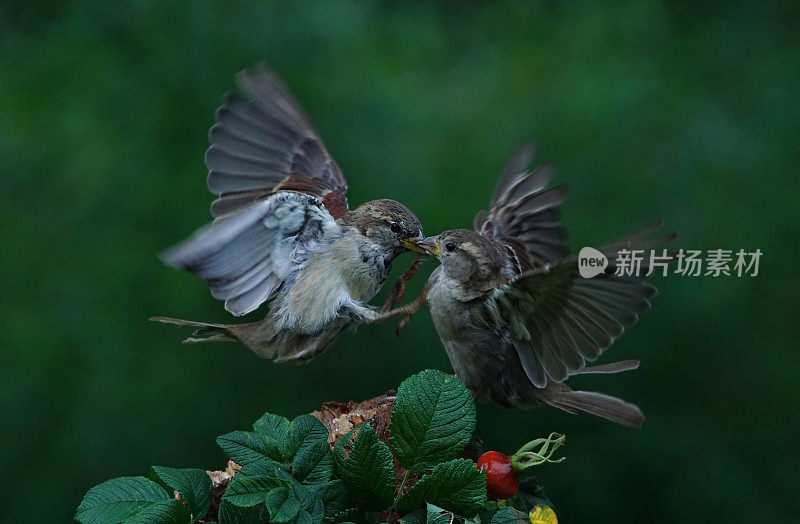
388 470 411 522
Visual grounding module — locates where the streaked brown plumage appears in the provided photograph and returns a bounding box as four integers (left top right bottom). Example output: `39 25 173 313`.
152 64 430 363
411 146 675 427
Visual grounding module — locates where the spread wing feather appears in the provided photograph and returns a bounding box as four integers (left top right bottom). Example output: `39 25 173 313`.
491 225 675 387
474 145 567 267
161 192 339 316
206 64 348 218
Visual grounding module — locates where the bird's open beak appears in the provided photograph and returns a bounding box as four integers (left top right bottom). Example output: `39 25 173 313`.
401 236 440 256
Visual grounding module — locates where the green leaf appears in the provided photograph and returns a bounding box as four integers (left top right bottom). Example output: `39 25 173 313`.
491 507 530 524
326 507 359 524
251 413 333 484
217 430 286 473
398 508 425 524
264 486 303 522
327 510 380 524
312 479 348 518
288 415 334 484
239 459 290 477
75 476 190 524
222 475 286 507
253 413 292 458
218 500 267 523
151 466 212 521
397 459 486 516
288 479 325 524
465 501 500 524
120 500 191 523
332 424 395 510
390 369 476 472
426 503 455 524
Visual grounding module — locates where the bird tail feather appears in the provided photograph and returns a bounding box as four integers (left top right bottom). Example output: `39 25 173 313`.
569 359 640 376
544 389 645 428
149 316 237 343
149 315 336 364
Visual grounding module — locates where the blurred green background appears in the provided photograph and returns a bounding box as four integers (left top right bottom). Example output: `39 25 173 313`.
2 1 798 521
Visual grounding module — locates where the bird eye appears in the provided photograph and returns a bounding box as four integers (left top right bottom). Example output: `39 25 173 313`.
445 242 457 252
390 222 401 233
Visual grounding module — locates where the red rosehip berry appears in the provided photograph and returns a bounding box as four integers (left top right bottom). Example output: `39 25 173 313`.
476 451 519 500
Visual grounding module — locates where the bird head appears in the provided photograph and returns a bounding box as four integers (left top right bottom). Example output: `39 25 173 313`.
421 229 509 296
344 199 430 259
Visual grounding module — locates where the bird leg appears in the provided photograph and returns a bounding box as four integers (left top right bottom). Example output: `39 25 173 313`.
382 255 425 312
369 284 430 336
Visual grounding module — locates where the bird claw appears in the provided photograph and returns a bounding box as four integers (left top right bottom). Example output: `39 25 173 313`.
395 314 414 337
382 255 425 312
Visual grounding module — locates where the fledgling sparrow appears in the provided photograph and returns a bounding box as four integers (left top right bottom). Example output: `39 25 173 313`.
407 146 674 427
152 64 429 363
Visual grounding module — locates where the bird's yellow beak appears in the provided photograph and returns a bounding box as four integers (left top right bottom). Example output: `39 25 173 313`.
401 237 428 255
402 236 440 256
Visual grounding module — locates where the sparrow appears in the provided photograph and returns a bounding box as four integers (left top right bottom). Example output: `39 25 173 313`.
152 64 430 363
406 146 675 427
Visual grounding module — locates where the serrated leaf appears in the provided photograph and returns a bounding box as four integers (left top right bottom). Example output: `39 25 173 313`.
466 501 500 524
264 486 302 522
151 466 212 521
397 459 486 516
326 507 359 524
239 459 290 477
288 415 334 484
253 413 292 457
241 469 325 523
312 480 345 500
251 413 333 484
222 475 286 507
332 424 395 510
287 478 325 524
327 510 380 524
491 507 530 524
426 503 455 524
121 500 191 523
217 430 286 474
398 508 426 524
75 476 190 524
312 479 348 518
218 500 267 523
390 369 476 472
240 458 328 521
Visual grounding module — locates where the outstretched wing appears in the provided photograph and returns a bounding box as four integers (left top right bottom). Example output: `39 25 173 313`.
161 192 340 316
205 64 349 219
474 144 567 270
489 223 675 388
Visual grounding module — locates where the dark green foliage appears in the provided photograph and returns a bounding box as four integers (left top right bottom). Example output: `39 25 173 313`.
75 370 546 523
151 466 213 521
490 507 530 524
217 500 268 524
332 424 396 510
283 415 336 484
397 459 486 516
75 477 191 524
391 370 477 472
311 480 349 519
216 431 287 473
222 475 287 508
424 504 456 524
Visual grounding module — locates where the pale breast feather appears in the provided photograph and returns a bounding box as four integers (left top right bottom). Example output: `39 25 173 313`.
275 226 389 334
161 191 341 316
